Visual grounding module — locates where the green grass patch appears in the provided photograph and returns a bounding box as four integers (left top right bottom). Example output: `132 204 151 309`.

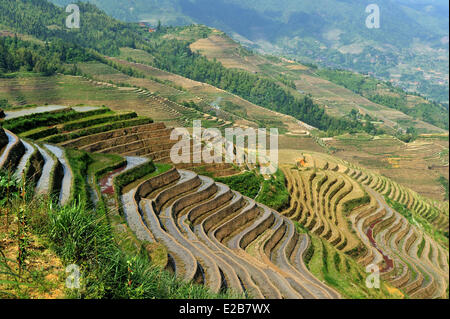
342 193 371 214
305 234 404 299
417 237 426 258
2 165 240 299
43 117 153 144
215 171 262 199
65 149 94 206
61 112 137 132
46 201 240 299
256 169 290 211
1 108 110 134
20 127 59 140
214 169 289 211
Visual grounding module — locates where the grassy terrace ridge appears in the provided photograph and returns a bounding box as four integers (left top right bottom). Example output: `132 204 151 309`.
21 111 139 140
384 196 449 247
41 117 154 144
1 107 111 134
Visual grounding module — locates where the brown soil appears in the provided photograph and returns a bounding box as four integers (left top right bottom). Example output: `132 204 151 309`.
0 212 66 299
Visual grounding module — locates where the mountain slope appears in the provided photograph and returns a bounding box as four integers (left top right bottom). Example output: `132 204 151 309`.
49 0 449 104
2 1 447 134
184 29 448 133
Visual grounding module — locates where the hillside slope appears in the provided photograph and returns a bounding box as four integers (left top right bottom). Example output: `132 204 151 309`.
49 0 449 104
185 29 448 133
1 0 448 201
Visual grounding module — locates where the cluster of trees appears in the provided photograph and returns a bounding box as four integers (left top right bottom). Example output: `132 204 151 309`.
395 126 418 143
0 0 141 56
0 36 56 75
347 109 380 135
0 36 96 76
368 94 406 110
0 98 10 109
418 81 449 109
317 69 378 94
182 101 203 112
146 37 372 135
277 75 296 90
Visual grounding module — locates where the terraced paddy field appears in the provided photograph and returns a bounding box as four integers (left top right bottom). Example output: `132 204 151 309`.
1 106 239 178
0 62 304 138
0 107 341 299
281 152 449 298
324 134 449 201
2 106 448 299
291 73 446 133
189 33 266 74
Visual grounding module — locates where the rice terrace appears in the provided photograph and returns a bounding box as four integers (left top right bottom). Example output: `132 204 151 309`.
0 0 448 303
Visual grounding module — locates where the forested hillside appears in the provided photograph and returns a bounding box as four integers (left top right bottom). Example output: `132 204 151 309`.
0 0 140 55
0 36 97 76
